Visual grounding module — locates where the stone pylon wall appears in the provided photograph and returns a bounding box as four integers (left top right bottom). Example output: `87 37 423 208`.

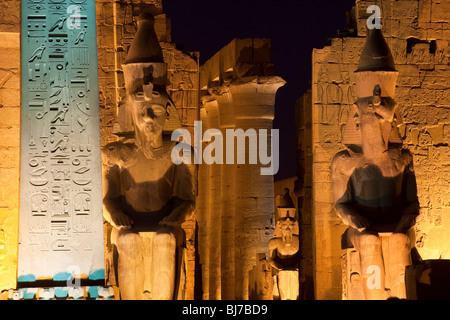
310 0 450 299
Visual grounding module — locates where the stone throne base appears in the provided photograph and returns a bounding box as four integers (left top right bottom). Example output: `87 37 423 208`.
106 230 188 300
138 232 188 300
275 270 299 300
341 229 414 300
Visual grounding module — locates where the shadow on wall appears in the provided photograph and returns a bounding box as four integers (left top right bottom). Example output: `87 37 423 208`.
406 257 450 300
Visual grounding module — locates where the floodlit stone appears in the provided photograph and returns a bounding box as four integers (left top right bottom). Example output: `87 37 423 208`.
197 38 285 300
268 189 300 300
332 28 419 300
310 0 450 300
102 12 195 300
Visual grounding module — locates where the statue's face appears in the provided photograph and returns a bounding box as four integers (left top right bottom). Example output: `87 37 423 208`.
131 89 168 142
279 218 295 239
355 90 396 158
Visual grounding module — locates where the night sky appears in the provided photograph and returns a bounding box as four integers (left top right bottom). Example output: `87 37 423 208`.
162 0 357 180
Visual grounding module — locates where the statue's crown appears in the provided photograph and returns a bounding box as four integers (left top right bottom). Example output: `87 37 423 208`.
275 188 297 224
113 12 182 137
125 12 164 65
355 28 398 98
122 12 167 94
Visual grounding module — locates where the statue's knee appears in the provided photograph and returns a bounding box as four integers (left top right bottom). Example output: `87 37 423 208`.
358 234 381 253
154 231 176 248
116 231 142 255
390 233 411 250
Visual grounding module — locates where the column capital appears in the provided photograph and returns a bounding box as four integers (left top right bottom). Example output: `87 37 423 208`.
208 86 235 129
201 93 217 105
228 76 286 121
207 76 286 96
231 75 286 88
208 85 231 97
201 95 220 129
228 76 286 102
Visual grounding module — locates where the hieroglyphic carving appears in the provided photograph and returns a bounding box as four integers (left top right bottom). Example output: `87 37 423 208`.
165 50 199 128
18 0 104 281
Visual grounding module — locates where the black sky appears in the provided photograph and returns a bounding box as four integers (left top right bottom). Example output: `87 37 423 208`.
162 0 357 180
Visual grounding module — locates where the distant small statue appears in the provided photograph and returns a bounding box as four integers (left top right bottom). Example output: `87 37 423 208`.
102 13 195 300
269 188 300 300
332 28 420 299
248 253 274 300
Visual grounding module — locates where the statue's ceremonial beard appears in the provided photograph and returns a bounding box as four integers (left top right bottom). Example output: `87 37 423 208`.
283 233 293 246
143 122 160 137
135 122 163 160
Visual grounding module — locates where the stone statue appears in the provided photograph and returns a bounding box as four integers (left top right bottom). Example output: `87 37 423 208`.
102 13 195 300
269 188 300 300
332 28 420 299
248 253 274 300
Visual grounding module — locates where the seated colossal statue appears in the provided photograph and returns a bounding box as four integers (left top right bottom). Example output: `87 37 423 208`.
332 28 419 300
102 13 195 300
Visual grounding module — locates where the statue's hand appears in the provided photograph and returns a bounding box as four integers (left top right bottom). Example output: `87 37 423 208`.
159 211 184 228
394 214 416 233
110 211 133 230
349 214 372 232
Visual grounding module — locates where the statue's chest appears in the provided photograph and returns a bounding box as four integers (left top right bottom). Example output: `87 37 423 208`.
278 237 299 256
279 245 299 256
118 155 175 211
352 159 405 199
123 154 173 183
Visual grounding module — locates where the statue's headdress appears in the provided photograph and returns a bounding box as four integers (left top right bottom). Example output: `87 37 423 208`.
342 28 403 149
113 12 181 138
274 188 298 236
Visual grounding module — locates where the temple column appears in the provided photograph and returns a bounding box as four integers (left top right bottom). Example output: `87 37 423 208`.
209 86 236 300
229 76 286 299
201 96 222 300
199 38 285 300
197 101 211 300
